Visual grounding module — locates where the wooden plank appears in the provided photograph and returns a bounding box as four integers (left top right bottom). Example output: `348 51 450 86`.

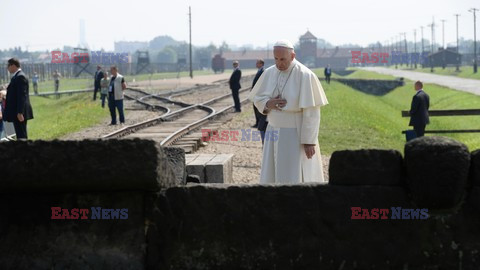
185 154 216 182
401 109 480 117
185 154 199 164
205 154 234 184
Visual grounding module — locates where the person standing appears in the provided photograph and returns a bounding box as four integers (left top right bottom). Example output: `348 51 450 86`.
229 60 242 112
324 64 332 84
4 58 34 139
32 72 39 95
52 70 61 93
249 40 329 184
100 72 109 108
108 65 126 125
409 81 430 137
93 65 104 101
0 90 5 138
252 59 265 128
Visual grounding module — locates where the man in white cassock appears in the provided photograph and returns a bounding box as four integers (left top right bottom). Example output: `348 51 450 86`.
249 40 329 184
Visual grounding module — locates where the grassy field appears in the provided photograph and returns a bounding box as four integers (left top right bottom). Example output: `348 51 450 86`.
387 65 480 80
313 68 480 155
33 78 92 93
31 70 215 94
27 94 106 140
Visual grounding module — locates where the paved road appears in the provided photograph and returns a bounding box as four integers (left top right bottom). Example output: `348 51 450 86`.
362 67 480 95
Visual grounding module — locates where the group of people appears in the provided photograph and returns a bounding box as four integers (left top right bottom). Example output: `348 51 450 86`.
93 65 126 125
228 59 268 143
228 41 329 184
233 40 430 185
0 58 34 140
0 59 129 141
1 41 430 186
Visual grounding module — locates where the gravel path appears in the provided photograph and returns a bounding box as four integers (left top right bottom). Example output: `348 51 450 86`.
61 71 330 184
129 70 257 91
196 104 330 184
171 76 253 104
61 107 160 140
61 74 254 140
362 67 480 95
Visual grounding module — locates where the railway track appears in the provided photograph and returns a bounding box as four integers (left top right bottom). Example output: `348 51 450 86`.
103 82 252 153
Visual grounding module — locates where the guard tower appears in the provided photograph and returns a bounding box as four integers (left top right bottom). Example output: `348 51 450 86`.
73 47 93 77
136 50 151 74
299 31 318 67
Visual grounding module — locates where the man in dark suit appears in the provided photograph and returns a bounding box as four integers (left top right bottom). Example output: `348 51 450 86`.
409 81 430 137
4 58 34 139
93 65 104 101
229 60 242 112
251 59 265 128
324 64 332 84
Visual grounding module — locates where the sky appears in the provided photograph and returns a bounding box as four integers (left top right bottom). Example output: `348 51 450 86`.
0 0 478 51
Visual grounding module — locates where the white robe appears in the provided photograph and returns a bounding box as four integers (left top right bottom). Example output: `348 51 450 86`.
249 59 329 184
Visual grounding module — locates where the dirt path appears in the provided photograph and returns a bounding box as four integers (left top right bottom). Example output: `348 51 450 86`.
129 70 257 91
196 107 330 184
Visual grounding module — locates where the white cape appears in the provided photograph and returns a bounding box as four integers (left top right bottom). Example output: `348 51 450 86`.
249 59 328 184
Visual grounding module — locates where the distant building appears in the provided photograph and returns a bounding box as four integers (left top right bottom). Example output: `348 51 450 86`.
218 31 367 70
114 41 149 53
427 47 462 67
316 46 363 69
221 50 274 69
297 31 318 67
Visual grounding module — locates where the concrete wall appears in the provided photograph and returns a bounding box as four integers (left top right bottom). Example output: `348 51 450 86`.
0 139 181 269
2 137 480 269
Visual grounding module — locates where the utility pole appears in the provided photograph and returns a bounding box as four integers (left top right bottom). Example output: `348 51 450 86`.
454 14 461 71
420 26 425 53
414 29 417 68
189 6 193 78
402 32 408 67
428 19 435 72
441 19 447 49
398 33 408 67
396 34 400 66
427 23 434 54
395 35 398 52
441 19 447 69
470 8 478 73
421 26 425 68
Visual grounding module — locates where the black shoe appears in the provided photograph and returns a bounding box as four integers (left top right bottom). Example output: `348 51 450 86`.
235 110 241 113
251 124 258 128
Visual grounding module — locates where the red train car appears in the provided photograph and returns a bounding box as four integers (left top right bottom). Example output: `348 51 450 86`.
211 54 225 73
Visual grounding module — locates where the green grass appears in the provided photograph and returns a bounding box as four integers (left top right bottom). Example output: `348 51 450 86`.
34 78 92 93
313 68 398 80
314 69 480 155
28 94 106 140
387 65 480 80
